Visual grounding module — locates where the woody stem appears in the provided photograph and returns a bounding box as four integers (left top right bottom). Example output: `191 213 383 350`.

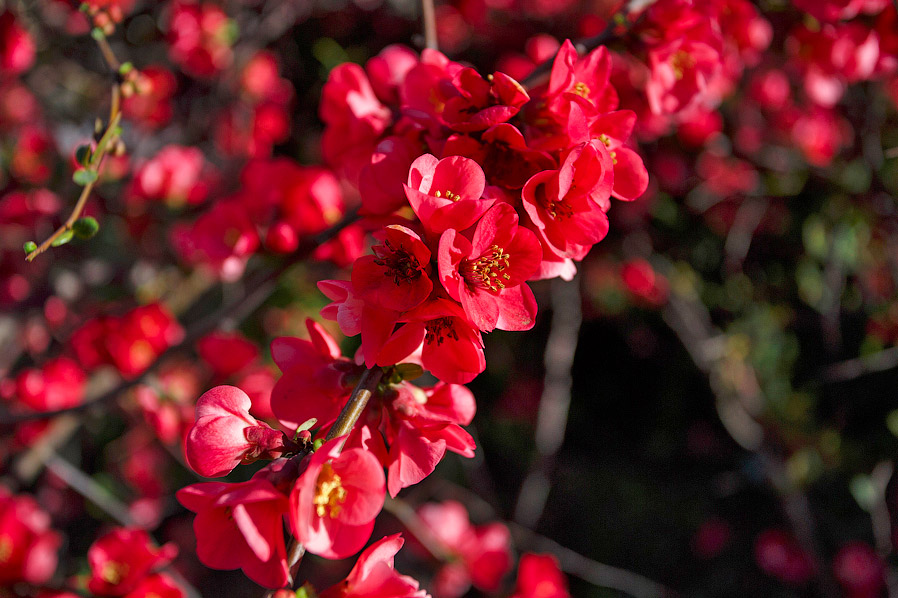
421 0 438 50
326 367 384 442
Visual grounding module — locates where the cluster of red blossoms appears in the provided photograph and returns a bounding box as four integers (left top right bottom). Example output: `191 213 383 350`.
177 37 644 593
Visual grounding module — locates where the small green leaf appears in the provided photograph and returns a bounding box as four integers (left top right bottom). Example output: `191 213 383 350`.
73 169 99 186
395 363 424 381
296 418 318 433
91 27 105 40
73 217 100 239
312 438 324 451
23 241 37 254
51 230 75 247
118 62 134 75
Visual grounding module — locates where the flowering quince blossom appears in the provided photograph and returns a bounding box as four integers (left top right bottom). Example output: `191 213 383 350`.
289 437 386 559
0 487 61 586
176 477 290 588
437 202 541 332
318 534 430 598
416 501 511 597
403 154 494 234
86 527 177 596
185 385 286 477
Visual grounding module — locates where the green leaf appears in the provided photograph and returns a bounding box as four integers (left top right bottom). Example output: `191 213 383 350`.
296 418 318 433
51 230 75 247
91 27 105 40
73 169 98 186
23 241 37 254
395 363 424 381
118 61 134 75
73 217 100 239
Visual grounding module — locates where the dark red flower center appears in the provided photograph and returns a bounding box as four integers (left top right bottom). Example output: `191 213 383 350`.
373 240 423 284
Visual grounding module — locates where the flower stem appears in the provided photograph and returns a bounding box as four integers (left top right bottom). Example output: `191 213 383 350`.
326 367 384 442
421 0 438 50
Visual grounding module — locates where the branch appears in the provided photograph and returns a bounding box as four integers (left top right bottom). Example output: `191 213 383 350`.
263 365 383 598
1 208 360 428
25 33 124 263
421 0 438 50
326 366 384 442
513 275 582 527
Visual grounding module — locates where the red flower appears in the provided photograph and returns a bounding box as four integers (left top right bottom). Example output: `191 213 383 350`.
86 528 177 596
185 385 286 478
0 487 61 586
510 553 570 598
404 154 494 234
177 478 290 588
319 534 429 598
522 141 613 261
352 225 433 312
289 437 385 559
375 299 486 384
270 319 354 430
441 68 530 132
438 203 542 332
14 357 85 413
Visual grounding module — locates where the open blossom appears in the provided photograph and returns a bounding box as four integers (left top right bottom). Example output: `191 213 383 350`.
522 140 614 261
403 154 494 234
417 501 511 597
352 225 433 313
0 487 61 586
437 202 542 332
86 528 177 596
319 534 429 598
185 385 285 478
177 478 290 588
289 437 386 559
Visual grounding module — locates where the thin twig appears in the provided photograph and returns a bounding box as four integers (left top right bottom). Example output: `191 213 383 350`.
383 496 455 562
513 275 582 527
46 451 203 598
421 0 438 50
326 366 384 442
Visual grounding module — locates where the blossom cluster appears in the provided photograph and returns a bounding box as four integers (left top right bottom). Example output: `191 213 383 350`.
174 33 647 592
315 39 647 385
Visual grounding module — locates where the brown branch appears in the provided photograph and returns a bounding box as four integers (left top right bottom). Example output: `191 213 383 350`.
263 364 383 598
513 275 582 527
326 366 384 442
25 33 124 263
421 0 438 51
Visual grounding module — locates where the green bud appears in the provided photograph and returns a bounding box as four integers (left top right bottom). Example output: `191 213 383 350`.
312 438 324 451
51 230 75 247
73 217 100 240
118 62 134 75
73 168 99 186
91 27 106 41
23 241 37 254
